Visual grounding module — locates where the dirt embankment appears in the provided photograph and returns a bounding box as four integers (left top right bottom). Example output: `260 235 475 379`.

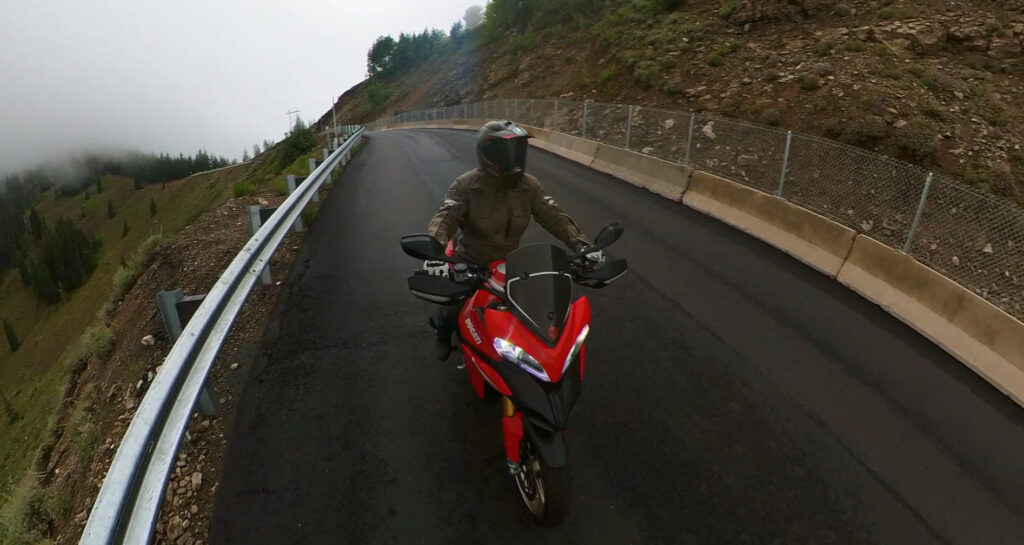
320 0 1024 203
36 184 320 545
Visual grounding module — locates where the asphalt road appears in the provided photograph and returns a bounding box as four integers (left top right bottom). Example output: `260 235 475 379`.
209 129 1024 544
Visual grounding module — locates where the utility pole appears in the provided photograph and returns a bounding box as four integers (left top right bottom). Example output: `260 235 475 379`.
331 97 338 148
286 108 300 135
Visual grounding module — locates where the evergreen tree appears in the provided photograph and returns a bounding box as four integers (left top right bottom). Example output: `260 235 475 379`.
3 317 20 352
17 261 31 286
95 176 103 193
253 143 261 157
28 208 45 240
242 148 251 162
122 220 130 238
107 198 116 219
150 198 158 217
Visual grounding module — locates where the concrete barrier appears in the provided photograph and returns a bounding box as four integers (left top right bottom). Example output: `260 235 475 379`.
683 171 857 277
541 132 599 166
837 235 1024 406
590 143 693 202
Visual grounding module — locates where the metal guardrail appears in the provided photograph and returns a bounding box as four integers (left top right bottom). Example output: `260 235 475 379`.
80 127 365 545
367 99 1024 322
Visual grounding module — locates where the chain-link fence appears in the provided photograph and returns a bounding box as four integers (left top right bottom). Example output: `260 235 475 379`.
365 99 1024 321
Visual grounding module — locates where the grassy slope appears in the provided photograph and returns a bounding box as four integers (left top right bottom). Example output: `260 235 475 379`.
0 132 328 542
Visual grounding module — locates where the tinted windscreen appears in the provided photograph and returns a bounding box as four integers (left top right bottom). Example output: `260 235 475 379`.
505 244 572 344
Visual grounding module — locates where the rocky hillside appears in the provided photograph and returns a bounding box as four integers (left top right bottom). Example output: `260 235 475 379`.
319 0 1024 203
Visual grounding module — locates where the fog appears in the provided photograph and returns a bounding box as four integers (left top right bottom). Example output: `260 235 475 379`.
0 0 476 177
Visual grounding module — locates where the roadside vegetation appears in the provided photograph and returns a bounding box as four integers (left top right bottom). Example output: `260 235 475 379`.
0 118 329 543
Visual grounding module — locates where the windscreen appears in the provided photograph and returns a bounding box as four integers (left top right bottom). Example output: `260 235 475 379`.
505 244 572 344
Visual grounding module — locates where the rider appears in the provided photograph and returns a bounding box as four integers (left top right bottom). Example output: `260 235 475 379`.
425 120 602 360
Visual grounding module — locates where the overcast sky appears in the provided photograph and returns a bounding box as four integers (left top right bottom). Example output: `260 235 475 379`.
0 0 477 175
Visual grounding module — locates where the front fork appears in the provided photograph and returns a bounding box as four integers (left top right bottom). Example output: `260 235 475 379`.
502 396 524 473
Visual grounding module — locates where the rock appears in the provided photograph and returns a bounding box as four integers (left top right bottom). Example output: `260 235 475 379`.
141 335 156 346
813 62 834 77
183 519 191 530
737 155 758 166
664 118 675 130
229 362 239 370
702 122 717 140
989 36 1022 59
167 516 184 541
256 198 270 208
894 120 908 129
952 256 961 266
124 397 137 410
191 504 200 514
982 243 994 254
641 146 656 155
860 220 874 231
191 472 203 490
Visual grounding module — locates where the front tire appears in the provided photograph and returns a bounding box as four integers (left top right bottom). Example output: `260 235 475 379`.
513 437 571 526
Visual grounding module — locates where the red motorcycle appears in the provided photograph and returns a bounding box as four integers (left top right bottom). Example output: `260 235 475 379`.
400 224 628 526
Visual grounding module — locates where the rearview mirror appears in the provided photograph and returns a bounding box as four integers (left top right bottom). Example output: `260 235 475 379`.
400 234 456 263
594 223 624 248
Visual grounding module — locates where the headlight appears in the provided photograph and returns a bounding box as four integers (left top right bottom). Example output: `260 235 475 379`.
493 338 549 381
562 325 589 374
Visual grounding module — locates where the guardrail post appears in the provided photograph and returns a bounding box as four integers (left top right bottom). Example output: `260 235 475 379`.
248 206 274 285
286 176 306 232
156 290 219 416
625 105 634 150
904 172 934 253
582 100 589 139
685 112 696 165
776 131 793 198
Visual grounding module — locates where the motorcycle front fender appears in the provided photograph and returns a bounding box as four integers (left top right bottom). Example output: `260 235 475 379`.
522 419 568 469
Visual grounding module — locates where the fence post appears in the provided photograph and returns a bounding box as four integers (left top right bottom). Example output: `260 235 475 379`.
625 105 634 150
582 100 589 139
776 131 793 198
684 112 696 165
904 172 934 253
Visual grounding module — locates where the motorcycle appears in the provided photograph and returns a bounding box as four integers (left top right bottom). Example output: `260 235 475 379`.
400 224 628 526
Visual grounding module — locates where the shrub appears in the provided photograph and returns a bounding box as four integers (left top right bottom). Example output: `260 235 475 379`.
596 68 616 89
921 101 949 121
111 233 164 302
837 116 890 147
655 0 686 11
233 180 254 197
632 60 659 88
272 177 290 196
798 74 821 91
706 54 725 67
896 121 936 162
718 0 740 18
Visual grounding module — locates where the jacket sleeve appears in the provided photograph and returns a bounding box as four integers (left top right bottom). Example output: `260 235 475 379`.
426 178 469 245
530 180 591 252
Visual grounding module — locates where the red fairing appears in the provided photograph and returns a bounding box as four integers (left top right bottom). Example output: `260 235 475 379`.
484 297 591 383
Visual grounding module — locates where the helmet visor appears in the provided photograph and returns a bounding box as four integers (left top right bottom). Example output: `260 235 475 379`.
481 135 528 175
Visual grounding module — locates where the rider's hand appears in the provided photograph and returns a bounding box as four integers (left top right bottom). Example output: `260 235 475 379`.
585 250 605 267
422 260 449 277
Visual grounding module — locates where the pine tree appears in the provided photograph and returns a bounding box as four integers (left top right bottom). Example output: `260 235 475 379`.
95 176 103 193
28 208 45 240
122 220 130 238
150 198 158 217
107 198 116 219
2 317 20 352
16 261 31 286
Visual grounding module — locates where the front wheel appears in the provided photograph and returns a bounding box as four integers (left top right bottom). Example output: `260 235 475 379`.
513 437 571 526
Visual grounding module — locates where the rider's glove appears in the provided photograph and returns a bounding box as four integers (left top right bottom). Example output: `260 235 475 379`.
422 260 449 277
585 250 605 267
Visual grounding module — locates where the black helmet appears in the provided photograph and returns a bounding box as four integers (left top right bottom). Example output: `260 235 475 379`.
477 120 531 183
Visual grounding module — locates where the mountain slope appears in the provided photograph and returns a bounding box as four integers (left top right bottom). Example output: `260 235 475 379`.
319 0 1024 203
